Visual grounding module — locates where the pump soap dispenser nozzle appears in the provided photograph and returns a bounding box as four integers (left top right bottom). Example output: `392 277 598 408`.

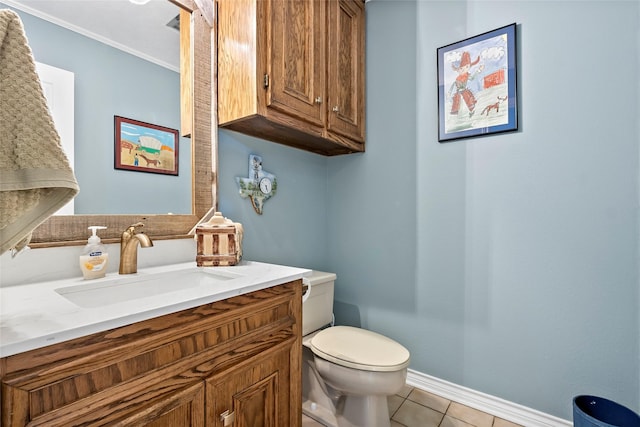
87 226 107 243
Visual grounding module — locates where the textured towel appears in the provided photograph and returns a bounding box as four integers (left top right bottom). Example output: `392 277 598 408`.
0 9 79 255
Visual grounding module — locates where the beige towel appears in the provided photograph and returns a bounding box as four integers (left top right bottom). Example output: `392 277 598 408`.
0 9 79 255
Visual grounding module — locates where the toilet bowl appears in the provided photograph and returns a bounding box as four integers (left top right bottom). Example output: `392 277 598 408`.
302 271 410 427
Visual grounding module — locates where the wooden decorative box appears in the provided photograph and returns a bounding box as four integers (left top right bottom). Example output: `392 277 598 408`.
195 212 243 266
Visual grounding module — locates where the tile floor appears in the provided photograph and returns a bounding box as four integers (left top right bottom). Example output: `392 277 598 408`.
302 385 524 427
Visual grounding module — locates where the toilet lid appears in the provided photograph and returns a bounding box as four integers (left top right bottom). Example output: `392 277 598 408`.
309 326 410 372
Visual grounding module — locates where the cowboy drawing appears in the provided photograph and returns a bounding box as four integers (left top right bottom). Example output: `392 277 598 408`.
449 51 484 117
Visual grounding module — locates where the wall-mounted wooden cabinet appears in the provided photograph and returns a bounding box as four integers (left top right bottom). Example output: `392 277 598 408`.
218 0 365 156
0 281 301 427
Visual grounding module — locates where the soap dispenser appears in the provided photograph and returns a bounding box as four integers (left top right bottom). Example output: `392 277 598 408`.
79 226 109 280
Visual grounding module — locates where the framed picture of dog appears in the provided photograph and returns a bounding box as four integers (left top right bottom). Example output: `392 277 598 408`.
114 116 179 175
437 23 518 142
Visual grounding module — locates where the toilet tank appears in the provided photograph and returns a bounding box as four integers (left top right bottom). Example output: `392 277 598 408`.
302 271 336 336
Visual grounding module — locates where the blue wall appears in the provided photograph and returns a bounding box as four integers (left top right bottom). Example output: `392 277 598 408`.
324 0 638 420
217 130 330 271
206 1 640 420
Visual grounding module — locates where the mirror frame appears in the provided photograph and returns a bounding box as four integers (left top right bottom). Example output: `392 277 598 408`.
29 0 217 248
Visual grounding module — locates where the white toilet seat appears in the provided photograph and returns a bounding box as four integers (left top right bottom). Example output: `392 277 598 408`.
309 326 410 372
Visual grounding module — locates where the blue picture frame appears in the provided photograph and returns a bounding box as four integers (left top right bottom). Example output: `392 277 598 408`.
437 23 518 142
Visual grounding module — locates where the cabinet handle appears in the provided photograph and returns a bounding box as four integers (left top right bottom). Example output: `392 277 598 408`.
315 96 322 104
332 106 339 113
220 410 236 426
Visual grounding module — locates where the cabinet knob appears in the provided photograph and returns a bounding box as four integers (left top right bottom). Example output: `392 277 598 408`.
315 96 322 104
332 106 339 113
220 410 236 426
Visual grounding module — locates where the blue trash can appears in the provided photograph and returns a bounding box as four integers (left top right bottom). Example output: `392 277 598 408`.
573 395 640 427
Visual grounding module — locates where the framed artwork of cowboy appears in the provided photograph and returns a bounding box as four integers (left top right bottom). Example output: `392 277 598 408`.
114 116 179 176
437 23 518 142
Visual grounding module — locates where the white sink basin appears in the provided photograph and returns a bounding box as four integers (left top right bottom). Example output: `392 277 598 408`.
55 268 243 308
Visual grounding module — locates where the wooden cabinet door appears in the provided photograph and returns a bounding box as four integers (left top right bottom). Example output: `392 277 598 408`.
268 0 325 127
326 0 365 144
206 342 294 427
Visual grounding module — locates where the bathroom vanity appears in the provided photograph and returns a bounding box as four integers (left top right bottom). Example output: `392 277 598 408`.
0 262 308 426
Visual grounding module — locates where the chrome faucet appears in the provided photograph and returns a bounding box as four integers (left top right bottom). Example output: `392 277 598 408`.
119 222 153 274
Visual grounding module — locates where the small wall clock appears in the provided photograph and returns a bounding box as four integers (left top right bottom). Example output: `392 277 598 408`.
236 154 277 214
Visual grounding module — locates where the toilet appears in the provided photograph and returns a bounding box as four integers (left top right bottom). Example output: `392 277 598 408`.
302 271 410 427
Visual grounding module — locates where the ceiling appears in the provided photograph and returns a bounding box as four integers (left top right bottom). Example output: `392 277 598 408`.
2 0 181 71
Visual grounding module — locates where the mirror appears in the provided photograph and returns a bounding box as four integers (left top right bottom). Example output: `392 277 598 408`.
26 2 190 216
28 0 216 246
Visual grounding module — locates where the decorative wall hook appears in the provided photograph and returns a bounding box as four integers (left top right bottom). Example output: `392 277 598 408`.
235 154 277 214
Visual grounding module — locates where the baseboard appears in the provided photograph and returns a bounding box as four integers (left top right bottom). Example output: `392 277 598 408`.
406 369 572 427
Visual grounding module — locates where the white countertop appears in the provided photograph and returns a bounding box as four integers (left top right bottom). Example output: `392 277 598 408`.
0 261 310 358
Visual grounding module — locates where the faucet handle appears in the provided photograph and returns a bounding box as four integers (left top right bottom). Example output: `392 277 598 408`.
127 222 145 231
123 222 146 236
